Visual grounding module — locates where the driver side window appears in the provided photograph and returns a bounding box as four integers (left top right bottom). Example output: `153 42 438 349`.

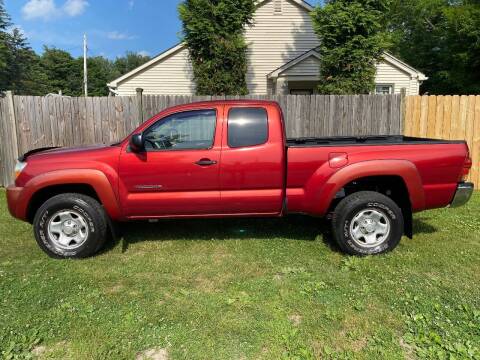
143 109 216 151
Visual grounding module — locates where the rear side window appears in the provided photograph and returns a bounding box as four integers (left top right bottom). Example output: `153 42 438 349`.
228 107 268 148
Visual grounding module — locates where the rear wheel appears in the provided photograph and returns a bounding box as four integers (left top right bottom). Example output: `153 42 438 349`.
331 191 404 255
33 193 108 259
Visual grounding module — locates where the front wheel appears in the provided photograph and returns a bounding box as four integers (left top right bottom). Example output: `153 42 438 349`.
33 193 108 259
331 191 404 256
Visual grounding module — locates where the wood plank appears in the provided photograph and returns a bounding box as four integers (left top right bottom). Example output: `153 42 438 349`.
380 95 388 135
419 96 428 137
40 96 52 146
456 95 468 140
62 97 75 147
404 96 413 135
412 95 422 136
55 97 66 146
471 96 480 186
434 95 444 139
93 97 103 143
100 97 110 144
361 95 370 136
426 96 437 138
14 96 27 153
114 96 126 140
465 95 476 182
77 97 87 144
443 95 452 139
450 95 460 140
71 97 81 146
85 97 96 144
0 98 10 185
2 95 17 185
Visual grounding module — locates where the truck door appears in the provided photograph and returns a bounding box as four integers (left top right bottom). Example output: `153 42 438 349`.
220 105 285 215
118 106 223 217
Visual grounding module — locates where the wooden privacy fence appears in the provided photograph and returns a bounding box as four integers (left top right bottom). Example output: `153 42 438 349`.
404 95 480 187
0 93 403 186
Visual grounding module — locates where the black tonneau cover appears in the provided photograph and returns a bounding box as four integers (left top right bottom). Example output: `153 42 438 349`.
286 135 466 147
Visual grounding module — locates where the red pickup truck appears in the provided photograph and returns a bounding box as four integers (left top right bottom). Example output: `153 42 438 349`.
6 100 473 258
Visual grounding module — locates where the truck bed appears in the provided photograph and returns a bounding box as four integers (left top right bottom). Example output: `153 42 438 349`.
285 135 469 214
286 135 465 147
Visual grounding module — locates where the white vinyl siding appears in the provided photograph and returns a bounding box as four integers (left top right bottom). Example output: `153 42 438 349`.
281 56 319 77
115 47 195 96
374 61 418 95
245 0 319 94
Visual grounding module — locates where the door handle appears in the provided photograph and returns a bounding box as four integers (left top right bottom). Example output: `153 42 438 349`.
195 158 217 166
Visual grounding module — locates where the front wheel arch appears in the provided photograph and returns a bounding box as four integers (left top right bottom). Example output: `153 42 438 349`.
27 184 100 223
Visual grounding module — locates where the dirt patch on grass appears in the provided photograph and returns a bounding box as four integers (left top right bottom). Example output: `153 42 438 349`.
104 284 124 294
399 338 415 360
32 345 47 356
32 341 69 359
288 314 302 326
351 337 367 351
194 275 217 293
136 347 169 360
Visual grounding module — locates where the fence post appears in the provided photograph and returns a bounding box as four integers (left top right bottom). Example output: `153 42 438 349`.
400 88 407 133
136 88 144 123
5 91 19 160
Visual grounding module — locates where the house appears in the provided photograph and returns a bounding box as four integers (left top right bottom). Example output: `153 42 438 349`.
107 0 427 96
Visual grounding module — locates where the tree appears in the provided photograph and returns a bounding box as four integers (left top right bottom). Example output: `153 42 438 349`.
86 56 119 96
113 51 150 76
389 0 480 94
311 0 391 94
178 0 255 95
0 0 12 92
5 28 48 95
39 47 82 96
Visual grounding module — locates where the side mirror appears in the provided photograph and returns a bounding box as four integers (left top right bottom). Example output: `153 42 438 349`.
130 133 144 152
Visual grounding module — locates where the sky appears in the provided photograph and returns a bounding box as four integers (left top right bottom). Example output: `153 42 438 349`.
4 0 184 59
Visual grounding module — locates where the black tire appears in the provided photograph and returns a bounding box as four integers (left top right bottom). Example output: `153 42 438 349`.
331 191 404 256
33 193 108 259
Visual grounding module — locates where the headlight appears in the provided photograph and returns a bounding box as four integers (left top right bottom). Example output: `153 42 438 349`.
15 160 27 178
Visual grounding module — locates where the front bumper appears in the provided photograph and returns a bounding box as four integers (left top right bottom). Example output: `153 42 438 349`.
450 182 474 208
6 185 24 220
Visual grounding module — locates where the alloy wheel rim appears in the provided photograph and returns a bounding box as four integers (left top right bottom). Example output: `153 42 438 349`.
47 210 89 250
349 208 390 248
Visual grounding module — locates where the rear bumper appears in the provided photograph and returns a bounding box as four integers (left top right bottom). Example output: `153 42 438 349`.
6 185 25 220
449 182 474 208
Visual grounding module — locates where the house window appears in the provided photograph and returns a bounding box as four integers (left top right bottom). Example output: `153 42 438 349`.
375 84 394 95
274 0 282 14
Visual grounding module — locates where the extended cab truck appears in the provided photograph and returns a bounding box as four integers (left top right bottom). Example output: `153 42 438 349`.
6 100 474 258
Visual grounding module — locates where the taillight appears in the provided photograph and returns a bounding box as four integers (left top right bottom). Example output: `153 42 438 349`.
460 154 472 181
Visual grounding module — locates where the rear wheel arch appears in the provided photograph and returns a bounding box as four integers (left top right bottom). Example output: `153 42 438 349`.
308 160 425 216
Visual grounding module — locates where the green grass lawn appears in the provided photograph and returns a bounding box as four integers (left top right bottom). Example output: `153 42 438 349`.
0 190 479 360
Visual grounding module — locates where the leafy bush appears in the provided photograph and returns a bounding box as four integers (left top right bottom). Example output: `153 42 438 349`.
311 0 391 94
178 0 255 95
